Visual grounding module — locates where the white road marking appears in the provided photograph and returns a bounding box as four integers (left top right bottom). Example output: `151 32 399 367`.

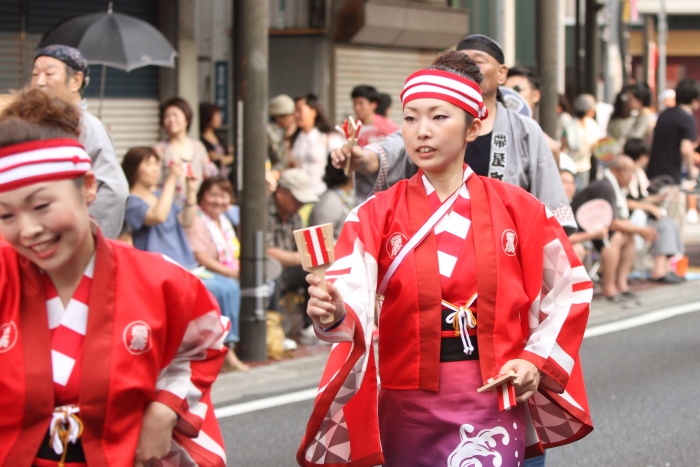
215 302 700 419
215 388 317 419
584 302 700 338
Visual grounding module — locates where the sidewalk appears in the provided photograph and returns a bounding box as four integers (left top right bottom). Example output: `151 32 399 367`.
212 222 700 406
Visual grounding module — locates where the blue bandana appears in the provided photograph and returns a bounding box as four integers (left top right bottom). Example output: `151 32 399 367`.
35 45 89 78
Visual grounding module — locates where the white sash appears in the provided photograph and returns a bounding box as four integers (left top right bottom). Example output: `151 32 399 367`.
377 167 472 297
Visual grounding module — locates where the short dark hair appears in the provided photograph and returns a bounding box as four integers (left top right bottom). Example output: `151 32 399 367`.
121 147 159 189
507 64 540 91
376 93 392 117
675 79 700 106
160 97 193 131
623 138 649 161
629 82 651 107
322 155 350 189
199 102 221 134
197 175 235 205
351 85 379 103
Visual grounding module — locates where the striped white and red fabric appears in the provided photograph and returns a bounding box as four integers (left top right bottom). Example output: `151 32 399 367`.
304 226 330 267
497 381 516 411
0 138 91 193
43 256 95 405
400 69 487 119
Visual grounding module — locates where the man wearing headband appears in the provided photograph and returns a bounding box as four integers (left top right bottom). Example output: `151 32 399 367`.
340 34 575 234
0 90 228 466
300 52 591 466
31 44 129 239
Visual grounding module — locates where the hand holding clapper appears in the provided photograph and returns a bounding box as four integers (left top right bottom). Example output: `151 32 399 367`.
336 116 362 175
294 223 335 324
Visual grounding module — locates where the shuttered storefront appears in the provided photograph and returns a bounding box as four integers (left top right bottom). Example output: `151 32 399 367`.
0 0 161 159
334 45 439 127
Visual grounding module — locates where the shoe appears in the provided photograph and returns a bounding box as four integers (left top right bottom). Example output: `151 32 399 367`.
668 271 687 282
620 290 641 302
282 338 298 351
687 209 698 224
651 273 683 284
603 294 626 303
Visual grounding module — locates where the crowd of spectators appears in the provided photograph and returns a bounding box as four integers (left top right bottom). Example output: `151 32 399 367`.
6 42 700 366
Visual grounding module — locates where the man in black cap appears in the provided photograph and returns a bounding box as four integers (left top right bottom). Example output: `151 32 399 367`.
31 45 129 239
336 34 575 233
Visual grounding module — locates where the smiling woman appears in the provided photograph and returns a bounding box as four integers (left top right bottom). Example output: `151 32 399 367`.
0 89 228 466
154 96 218 208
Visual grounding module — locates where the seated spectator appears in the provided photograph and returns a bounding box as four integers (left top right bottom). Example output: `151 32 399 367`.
122 151 247 370
624 138 685 283
266 169 319 336
572 156 658 302
199 102 234 177
560 168 608 262
267 94 297 172
351 85 399 147
309 156 355 240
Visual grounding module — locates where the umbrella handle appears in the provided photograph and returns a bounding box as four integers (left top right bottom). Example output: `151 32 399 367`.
98 64 107 120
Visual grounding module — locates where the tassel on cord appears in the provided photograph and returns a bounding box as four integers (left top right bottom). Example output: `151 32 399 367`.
49 405 83 467
443 293 478 355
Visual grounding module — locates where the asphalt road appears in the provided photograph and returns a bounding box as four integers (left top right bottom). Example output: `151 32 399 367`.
547 308 700 467
218 307 700 467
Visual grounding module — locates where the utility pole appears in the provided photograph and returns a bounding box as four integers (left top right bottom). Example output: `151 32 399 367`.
585 0 603 96
233 0 269 361
657 0 668 101
536 0 559 139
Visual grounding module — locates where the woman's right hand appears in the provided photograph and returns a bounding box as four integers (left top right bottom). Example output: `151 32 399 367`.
306 274 345 328
167 160 184 180
330 144 370 172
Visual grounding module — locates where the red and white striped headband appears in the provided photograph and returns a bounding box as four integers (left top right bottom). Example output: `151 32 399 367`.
400 69 487 120
0 138 92 193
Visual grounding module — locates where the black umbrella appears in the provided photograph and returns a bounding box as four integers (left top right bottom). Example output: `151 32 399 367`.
38 2 177 116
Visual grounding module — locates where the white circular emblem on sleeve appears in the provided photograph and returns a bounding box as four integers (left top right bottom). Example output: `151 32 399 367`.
501 229 518 256
0 321 18 353
123 321 152 355
386 233 407 259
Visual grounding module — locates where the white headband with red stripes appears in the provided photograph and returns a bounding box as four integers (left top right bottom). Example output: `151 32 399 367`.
0 138 91 193
400 69 487 120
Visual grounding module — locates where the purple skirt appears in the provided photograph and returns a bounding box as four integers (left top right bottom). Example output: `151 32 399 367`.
378 360 527 467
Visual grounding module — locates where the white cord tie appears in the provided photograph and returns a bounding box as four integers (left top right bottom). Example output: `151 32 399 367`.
49 404 83 457
443 294 478 355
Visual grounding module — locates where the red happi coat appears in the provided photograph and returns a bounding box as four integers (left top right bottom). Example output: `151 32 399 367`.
0 230 228 466
298 167 593 466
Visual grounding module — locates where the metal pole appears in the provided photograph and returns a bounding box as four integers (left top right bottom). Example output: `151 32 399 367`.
657 0 667 101
575 0 582 96
585 0 601 96
235 0 268 361
536 0 559 139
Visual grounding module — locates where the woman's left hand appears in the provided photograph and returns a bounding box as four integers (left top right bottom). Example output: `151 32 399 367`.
498 359 541 403
134 401 178 466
